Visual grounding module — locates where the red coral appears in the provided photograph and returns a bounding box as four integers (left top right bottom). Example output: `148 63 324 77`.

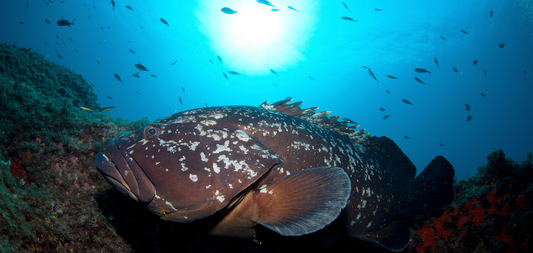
417 225 436 253
496 227 514 253
457 216 468 227
487 188 503 203
488 203 498 215
518 195 525 210
501 202 510 216
464 197 478 211
472 206 484 226
434 213 452 240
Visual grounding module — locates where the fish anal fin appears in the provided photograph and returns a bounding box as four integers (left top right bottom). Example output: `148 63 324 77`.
253 167 351 236
363 219 410 252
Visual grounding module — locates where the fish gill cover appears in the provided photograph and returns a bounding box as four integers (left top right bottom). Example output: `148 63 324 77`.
0 0 532 252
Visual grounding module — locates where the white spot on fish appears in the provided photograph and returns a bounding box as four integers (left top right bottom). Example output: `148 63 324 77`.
213 140 231 153
213 163 220 174
200 152 209 162
234 129 250 142
189 174 198 182
165 201 177 211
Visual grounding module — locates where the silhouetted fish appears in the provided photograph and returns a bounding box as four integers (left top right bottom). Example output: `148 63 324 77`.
386 75 398 79
57 19 74 27
129 49 135 53
453 67 458 72
375 9 383 11
135 62 149 71
414 77 425 84
114 73 122 82
101 106 115 113
107 96 113 100
362 66 379 83
228 71 240 75
171 60 177 65
414 68 431 74
465 103 471 111
439 143 444 146
383 115 390 119
490 11 494 17
150 74 157 77
57 54 63 58
440 36 446 41
287 6 299 12
480 93 486 97
182 87 185 92
404 136 410 139
26 1 29 8
379 107 386 111
136 91 140 95
473 60 478 65
434 57 440 68
256 0 275 7
179 97 183 105
271 8 280 11
221 7 237 14
132 72 141 78
343 2 350 11
499 43 505 48
402 99 412 105
460 30 469 34
126 5 134 11
217 55 223 63
97 60 100 65
483 70 487 77
223 73 228 80
467 115 473 122
386 90 391 93
341 17 357 22
111 0 115 10
270 69 278 76
160 18 169 26
45 19 50 24
309 76 315 80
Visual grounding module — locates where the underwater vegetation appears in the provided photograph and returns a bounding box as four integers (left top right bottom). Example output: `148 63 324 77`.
1 42 532 252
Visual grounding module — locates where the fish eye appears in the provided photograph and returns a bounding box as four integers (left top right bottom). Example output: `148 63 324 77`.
144 125 161 139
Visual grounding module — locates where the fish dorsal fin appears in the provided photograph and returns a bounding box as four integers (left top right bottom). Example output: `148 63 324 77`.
363 219 410 252
365 136 417 178
252 167 351 236
260 99 369 143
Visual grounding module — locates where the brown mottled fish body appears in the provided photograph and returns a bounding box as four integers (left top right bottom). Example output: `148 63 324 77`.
95 99 455 251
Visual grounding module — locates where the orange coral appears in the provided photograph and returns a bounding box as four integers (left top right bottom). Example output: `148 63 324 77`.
487 188 503 203
417 225 436 253
434 213 452 240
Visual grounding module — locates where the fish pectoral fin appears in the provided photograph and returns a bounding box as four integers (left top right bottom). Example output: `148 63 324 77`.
363 219 410 252
253 167 351 236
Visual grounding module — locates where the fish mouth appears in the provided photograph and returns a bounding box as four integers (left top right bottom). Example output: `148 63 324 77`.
95 140 155 203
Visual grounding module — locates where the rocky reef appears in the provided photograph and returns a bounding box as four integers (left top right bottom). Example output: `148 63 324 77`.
0 42 531 252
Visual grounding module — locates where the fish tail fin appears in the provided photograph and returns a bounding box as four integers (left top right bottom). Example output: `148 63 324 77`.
409 156 455 211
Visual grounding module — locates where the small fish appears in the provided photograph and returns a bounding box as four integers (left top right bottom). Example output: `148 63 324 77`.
414 77 425 84
271 8 280 11
221 7 237 14
150 74 157 77
135 62 149 71
182 87 185 92
217 55 223 63
270 69 278 76
129 49 136 53
132 71 141 78
386 90 391 93
467 115 473 122
404 136 410 139
57 54 63 58
45 19 50 24
209 59 213 65
439 143 444 146
97 60 100 65
453 67 458 73
272 83 277 87
465 103 471 111
179 97 183 105
75 49 78 53
160 18 169 26
383 115 390 119
440 35 446 41
473 59 478 65
499 43 505 48
481 93 486 97
126 5 134 11
57 19 74 27
483 70 487 77
111 0 115 10
140 26 144 29
223 73 228 80
80 106 94 112
379 107 386 112
107 96 113 99
434 57 440 68
375 9 383 11
386 75 398 79
228 71 240 75
308 76 315 80
341 17 357 22
26 1 29 8
362 66 379 83
256 0 275 7
402 99 413 105
414 68 431 74
136 91 140 95
171 60 177 65
490 10 494 17
342 2 350 11
100 26 104 31
287 6 299 12
101 106 115 113
69 37 72 41
460 30 469 34
114 73 122 82
524 71 527 74
205 103 208 107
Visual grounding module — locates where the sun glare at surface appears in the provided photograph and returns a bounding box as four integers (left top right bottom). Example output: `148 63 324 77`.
195 1 317 76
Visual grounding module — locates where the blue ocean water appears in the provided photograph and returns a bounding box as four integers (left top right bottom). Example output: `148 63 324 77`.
1 0 532 180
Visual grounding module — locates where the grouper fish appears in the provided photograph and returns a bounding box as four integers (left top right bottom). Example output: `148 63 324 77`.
94 99 455 251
